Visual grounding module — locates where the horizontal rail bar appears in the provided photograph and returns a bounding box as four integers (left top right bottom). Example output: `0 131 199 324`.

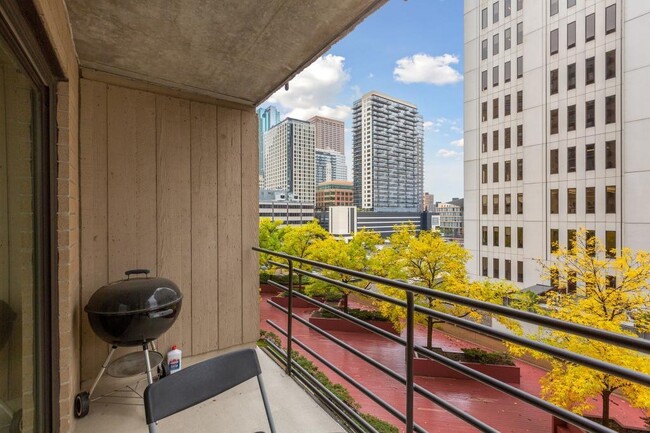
256 247 650 354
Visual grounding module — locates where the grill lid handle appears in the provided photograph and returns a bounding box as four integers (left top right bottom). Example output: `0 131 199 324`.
125 269 150 279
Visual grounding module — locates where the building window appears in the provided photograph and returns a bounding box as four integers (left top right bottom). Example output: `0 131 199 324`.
505 94 511 116
482 164 488 183
606 4 616 34
550 69 558 95
567 146 576 172
550 109 559 134
567 63 576 90
567 104 576 131
482 8 488 29
482 101 488 122
517 125 523 146
517 158 523 180
568 0 576 8
606 140 616 169
567 188 576 213
494 1 500 23
586 144 595 171
586 100 595 127
586 230 596 256
505 160 512 181
493 258 500 278
606 230 616 258
505 0 512 16
606 185 616 213
517 0 523 11
482 195 488 214
505 28 512 50
482 133 488 153
586 57 595 85
567 21 576 48
550 149 558 174
517 22 523 44
517 90 523 112
568 229 577 250
550 267 559 289
482 70 488 90
493 227 500 247
551 229 559 253
482 226 488 245
482 39 488 60
493 98 499 119
517 227 523 248
606 95 616 124
586 13 595 41
517 193 523 214
606 50 616 79
505 61 511 82
505 260 512 280
517 56 523 78
550 189 559 214
493 66 499 87
493 130 499 150
505 227 512 247
550 0 558 16
517 261 523 282
493 34 499 55
550 29 558 55
482 257 488 277
505 127 511 149
586 186 595 213
493 162 499 183
505 193 512 214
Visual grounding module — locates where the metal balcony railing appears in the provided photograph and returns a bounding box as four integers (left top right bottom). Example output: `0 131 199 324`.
254 247 650 433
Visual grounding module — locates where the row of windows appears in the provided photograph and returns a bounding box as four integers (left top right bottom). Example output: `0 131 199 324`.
481 23 523 59
549 141 616 174
481 257 524 282
482 58 523 89
481 159 523 183
481 126 524 152
481 0 524 29
482 92 523 121
549 96 616 133
549 186 616 214
549 229 616 258
482 226 524 249
549 5 616 55
549 0 576 16
550 51 616 95
481 193 524 215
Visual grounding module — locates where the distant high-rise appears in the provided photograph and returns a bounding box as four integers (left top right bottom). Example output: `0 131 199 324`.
423 192 434 212
309 116 345 154
257 106 281 182
315 148 347 185
264 118 315 204
352 91 423 212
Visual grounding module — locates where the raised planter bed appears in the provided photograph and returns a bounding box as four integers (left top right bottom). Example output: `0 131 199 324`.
270 295 320 309
308 310 399 335
413 350 520 384
553 416 650 433
260 283 282 294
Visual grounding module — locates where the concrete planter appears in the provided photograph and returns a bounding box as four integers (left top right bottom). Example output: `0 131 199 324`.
308 311 399 335
260 283 282 294
413 351 520 384
270 295 320 309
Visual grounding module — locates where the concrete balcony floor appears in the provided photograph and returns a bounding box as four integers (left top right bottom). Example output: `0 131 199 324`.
75 348 345 433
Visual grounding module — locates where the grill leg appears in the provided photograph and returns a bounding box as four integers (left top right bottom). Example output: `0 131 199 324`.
89 345 117 398
143 343 154 386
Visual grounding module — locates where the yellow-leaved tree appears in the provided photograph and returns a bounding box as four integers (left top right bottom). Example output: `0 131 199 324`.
306 229 384 313
259 218 287 267
279 220 330 292
527 228 650 425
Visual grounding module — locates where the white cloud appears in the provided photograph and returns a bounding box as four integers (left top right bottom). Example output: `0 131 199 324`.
437 149 462 158
423 121 434 130
368 73 374 79
451 138 464 148
267 54 351 121
394 53 463 85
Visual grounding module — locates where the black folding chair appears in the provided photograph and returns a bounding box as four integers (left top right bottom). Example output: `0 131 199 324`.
144 348 276 433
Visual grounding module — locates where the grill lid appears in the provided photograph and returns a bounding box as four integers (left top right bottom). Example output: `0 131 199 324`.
85 269 183 316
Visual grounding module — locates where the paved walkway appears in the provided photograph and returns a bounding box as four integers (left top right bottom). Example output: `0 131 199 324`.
259 293 647 433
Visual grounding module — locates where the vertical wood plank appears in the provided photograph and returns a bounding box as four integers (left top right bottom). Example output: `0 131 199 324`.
241 110 259 343
79 79 108 379
217 107 242 348
0 65 9 399
190 102 219 354
156 95 192 354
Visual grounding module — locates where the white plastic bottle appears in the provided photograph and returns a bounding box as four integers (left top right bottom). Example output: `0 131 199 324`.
167 345 182 374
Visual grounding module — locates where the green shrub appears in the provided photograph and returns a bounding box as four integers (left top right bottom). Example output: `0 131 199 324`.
461 348 515 366
360 413 399 433
319 308 389 322
258 330 282 349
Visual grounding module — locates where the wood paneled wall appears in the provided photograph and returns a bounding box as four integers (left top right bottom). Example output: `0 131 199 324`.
79 79 259 380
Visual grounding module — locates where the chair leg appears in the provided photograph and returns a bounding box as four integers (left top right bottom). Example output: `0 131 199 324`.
147 422 159 433
257 375 276 433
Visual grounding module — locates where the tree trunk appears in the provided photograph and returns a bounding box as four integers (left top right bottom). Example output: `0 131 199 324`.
342 292 349 314
297 273 303 294
602 389 611 426
427 316 433 349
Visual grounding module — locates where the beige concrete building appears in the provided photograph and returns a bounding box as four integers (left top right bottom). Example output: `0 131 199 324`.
309 115 345 154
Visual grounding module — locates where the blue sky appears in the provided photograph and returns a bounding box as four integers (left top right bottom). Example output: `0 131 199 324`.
262 0 464 202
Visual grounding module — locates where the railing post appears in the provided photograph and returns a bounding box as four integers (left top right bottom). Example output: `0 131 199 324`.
286 259 293 376
406 291 414 433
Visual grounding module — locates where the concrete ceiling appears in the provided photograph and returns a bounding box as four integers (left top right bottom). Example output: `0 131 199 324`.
65 0 386 106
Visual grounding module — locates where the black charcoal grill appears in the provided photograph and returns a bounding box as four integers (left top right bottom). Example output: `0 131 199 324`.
74 269 183 418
